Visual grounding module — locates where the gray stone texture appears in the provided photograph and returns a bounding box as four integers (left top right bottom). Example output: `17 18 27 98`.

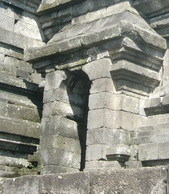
1 1 169 194
0 167 167 194
0 0 44 176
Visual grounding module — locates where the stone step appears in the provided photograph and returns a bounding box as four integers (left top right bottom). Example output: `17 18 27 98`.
0 90 39 108
0 138 37 154
0 100 40 122
131 133 169 145
0 116 40 139
0 149 31 169
131 123 169 145
138 142 169 161
0 72 39 93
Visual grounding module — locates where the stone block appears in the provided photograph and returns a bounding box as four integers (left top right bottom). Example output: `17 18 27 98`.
0 90 37 108
43 88 69 103
41 116 79 139
44 70 67 91
57 37 82 53
0 2 14 18
159 142 169 160
72 0 93 17
0 152 29 168
43 101 83 119
90 78 115 93
86 144 108 161
144 97 161 108
40 135 81 154
89 93 140 114
0 13 14 31
4 57 33 73
16 69 30 79
39 172 89 194
43 88 85 106
88 92 117 110
13 12 43 41
86 128 130 145
138 143 158 161
89 167 167 194
0 72 39 92
120 111 145 131
0 175 40 194
132 133 169 145
82 58 112 80
120 94 140 114
0 43 23 60
0 61 16 77
88 109 143 131
40 148 80 169
6 104 40 122
0 27 44 49
143 113 169 126
0 116 40 138
87 109 120 130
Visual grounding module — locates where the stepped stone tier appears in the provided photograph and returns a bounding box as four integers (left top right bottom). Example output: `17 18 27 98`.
1 0 169 193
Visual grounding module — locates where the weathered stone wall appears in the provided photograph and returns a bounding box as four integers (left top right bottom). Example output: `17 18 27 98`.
1 0 169 193
0 0 44 177
24 0 169 174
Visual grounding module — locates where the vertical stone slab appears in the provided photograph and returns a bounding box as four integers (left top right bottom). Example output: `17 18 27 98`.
41 70 81 173
83 58 126 169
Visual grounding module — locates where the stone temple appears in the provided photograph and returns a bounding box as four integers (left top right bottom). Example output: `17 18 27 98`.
1 0 169 193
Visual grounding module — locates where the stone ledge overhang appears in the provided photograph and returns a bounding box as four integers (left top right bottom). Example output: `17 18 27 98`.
144 95 169 116
133 0 169 18
24 12 167 67
150 13 169 39
0 116 40 139
0 0 41 14
37 0 85 14
0 72 41 96
110 60 161 93
132 0 169 39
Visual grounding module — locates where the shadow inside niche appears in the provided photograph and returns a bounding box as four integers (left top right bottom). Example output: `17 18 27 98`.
65 70 91 171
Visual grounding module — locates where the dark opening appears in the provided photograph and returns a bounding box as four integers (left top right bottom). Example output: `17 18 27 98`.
65 70 91 171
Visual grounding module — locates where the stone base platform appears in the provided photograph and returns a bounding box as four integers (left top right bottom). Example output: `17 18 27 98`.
0 167 168 194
